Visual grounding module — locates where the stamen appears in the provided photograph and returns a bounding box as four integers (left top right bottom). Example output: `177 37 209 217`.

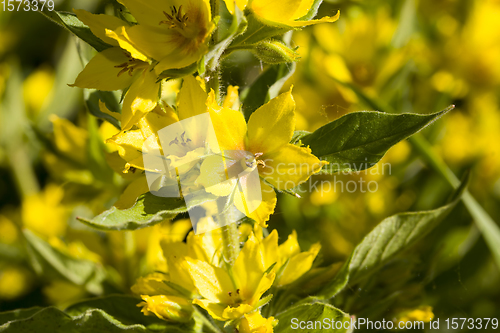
114 58 146 77
159 6 189 29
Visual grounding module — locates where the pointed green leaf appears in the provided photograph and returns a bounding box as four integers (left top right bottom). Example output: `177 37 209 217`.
0 307 44 325
301 106 453 173
40 11 112 52
84 90 121 129
76 192 187 231
346 177 466 284
23 229 106 294
0 307 150 332
65 295 181 331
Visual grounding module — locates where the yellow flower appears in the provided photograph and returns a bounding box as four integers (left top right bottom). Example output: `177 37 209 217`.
273 230 321 286
69 45 157 131
225 0 339 28
185 233 275 321
0 266 32 300
106 76 209 208
198 88 326 227
242 230 321 287
113 0 214 75
395 306 434 324
21 184 68 239
70 0 214 131
236 311 277 333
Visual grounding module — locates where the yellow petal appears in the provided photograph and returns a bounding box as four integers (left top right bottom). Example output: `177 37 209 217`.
250 0 307 22
161 242 197 294
114 177 150 209
278 230 300 261
105 26 149 62
207 91 247 151
70 47 134 91
118 24 178 62
192 299 228 321
237 312 276 333
278 242 320 286
117 0 171 27
224 0 248 14
187 230 223 264
221 303 255 320
232 233 271 303
178 76 208 120
184 258 234 304
262 230 279 271
260 144 325 190
107 129 144 165
51 115 88 164
241 180 276 228
222 85 240 110
73 9 127 46
138 105 179 138
139 295 193 322
196 155 235 197
121 68 160 131
247 89 295 155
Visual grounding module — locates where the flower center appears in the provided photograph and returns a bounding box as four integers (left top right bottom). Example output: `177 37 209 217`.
114 57 147 77
168 131 193 148
160 6 189 31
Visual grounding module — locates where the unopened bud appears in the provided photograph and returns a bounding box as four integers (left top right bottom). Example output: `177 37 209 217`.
252 40 300 64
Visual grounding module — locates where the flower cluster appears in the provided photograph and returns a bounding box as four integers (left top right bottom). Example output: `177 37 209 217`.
132 221 320 331
63 0 338 330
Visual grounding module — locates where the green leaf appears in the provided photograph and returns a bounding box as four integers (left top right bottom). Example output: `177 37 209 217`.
315 177 467 298
65 295 184 332
241 63 296 121
77 192 187 231
274 303 350 333
301 106 454 173
84 90 121 129
0 306 152 333
0 307 44 324
346 178 466 284
315 257 351 299
40 10 112 52
335 75 500 271
23 229 106 295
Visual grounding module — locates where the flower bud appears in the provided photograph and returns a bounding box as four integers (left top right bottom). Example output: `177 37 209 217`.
252 40 300 64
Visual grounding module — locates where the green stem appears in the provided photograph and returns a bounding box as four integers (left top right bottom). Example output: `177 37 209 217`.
207 0 221 103
6 144 40 199
123 231 136 290
221 222 240 267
